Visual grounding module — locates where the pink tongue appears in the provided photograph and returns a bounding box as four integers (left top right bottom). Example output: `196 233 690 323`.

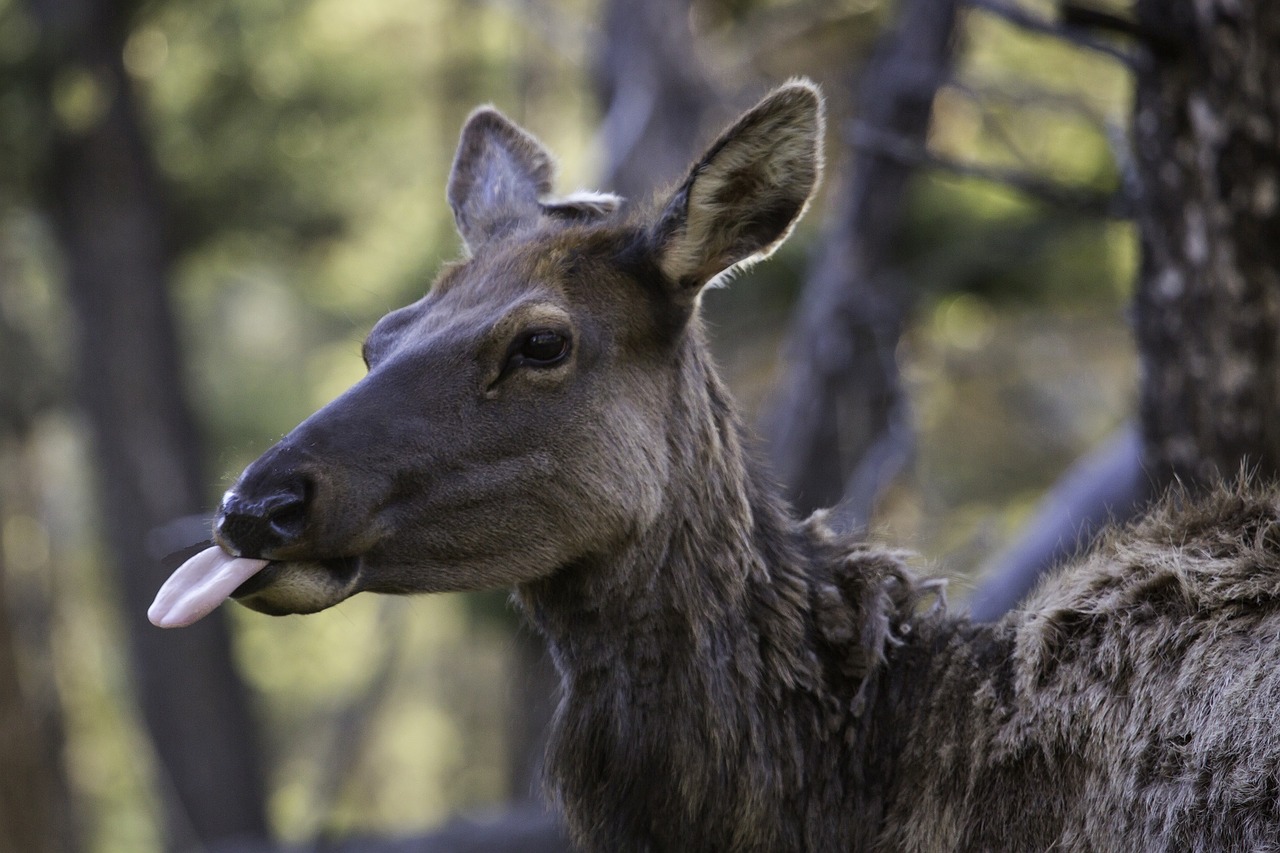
148 546 269 628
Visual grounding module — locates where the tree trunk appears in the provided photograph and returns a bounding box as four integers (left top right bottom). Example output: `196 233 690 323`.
1132 0 1280 487
593 0 719 199
27 0 269 847
764 0 961 527
970 0 1280 620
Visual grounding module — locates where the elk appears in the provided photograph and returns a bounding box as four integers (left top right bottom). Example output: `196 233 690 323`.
151 81 1280 851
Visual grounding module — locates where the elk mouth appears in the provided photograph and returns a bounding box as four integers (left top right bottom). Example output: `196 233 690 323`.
230 556 363 616
148 546 364 628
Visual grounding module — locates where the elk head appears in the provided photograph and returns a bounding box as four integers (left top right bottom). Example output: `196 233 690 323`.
150 80 824 628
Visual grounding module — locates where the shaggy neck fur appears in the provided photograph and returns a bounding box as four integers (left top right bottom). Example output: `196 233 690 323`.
518 323 940 851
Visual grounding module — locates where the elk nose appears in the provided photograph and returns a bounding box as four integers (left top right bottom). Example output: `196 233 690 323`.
216 480 309 558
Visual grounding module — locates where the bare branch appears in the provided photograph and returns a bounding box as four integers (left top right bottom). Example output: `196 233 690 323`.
946 78 1119 132
850 121 1131 217
709 2 881 74
942 78 1140 218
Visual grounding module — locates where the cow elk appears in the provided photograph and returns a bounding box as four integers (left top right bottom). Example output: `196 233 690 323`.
152 81 1280 851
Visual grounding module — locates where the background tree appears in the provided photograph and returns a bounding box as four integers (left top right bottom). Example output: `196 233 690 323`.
969 0 1280 617
23 0 270 848
765 0 961 528
0 189 71 853
0 553 62 853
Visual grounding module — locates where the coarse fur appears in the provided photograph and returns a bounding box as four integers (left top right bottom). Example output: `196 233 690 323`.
207 80 1280 851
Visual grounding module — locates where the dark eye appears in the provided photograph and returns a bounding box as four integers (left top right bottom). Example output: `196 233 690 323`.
514 330 570 367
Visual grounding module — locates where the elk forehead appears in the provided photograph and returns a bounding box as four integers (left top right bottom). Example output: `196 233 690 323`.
362 239 567 352
376 224 663 356
446 222 647 305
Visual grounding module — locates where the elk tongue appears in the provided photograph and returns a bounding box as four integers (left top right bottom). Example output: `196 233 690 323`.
148 545 269 628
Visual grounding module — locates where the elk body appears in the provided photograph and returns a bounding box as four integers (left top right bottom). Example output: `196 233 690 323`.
151 82 1280 851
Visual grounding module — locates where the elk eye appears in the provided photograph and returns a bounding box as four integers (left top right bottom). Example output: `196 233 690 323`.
515 330 570 367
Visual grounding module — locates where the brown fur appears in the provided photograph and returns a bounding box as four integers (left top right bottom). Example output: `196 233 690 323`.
209 82 1280 850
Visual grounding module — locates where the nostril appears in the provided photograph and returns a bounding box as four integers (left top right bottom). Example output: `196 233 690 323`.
218 510 274 558
266 497 307 542
217 479 311 558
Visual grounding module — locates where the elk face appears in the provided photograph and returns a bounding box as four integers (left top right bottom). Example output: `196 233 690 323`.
217 234 676 615
149 80 822 627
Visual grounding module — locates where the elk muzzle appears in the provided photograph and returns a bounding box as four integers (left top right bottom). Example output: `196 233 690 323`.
216 477 310 558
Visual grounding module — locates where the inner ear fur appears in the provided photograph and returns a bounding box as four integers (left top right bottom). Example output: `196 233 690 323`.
447 107 557 252
652 79 825 294
448 108 625 252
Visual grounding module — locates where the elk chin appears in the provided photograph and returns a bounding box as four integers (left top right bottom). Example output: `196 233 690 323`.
231 557 363 616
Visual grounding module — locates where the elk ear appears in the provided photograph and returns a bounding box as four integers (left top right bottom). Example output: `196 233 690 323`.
448 107 556 251
652 79 824 296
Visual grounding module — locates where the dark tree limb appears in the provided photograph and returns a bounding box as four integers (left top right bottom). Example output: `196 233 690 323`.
593 0 720 199
764 0 962 527
850 121 1131 218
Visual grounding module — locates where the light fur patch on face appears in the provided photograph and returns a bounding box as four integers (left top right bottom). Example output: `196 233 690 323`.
232 560 363 616
541 191 624 219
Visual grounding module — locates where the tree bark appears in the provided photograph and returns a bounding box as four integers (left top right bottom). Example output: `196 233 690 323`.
27 0 269 847
1132 0 1280 487
764 0 961 527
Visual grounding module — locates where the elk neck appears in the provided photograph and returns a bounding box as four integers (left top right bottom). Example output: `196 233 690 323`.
515 320 933 849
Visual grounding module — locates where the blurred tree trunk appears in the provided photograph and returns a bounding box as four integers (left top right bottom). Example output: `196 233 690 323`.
765 0 960 528
594 0 719 198
1132 0 1280 487
26 0 269 848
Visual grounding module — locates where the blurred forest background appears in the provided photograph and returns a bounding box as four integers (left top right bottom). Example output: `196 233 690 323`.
1 0 1276 850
